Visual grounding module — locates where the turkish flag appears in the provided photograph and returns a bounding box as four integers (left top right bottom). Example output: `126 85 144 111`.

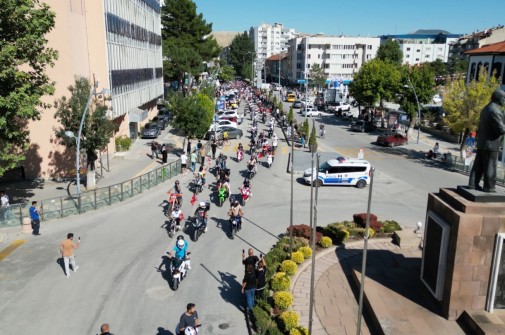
257 152 263 159
190 193 197 206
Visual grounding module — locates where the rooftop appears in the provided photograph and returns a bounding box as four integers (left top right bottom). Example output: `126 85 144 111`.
465 40 505 54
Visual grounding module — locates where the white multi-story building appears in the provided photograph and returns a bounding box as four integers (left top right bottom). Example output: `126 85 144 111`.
249 23 296 60
286 34 380 85
380 30 461 65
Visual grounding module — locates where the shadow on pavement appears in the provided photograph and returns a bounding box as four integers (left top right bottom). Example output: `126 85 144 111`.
56 257 65 275
155 326 174 335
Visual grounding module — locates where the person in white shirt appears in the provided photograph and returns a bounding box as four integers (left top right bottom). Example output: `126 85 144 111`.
0 190 11 222
180 152 188 175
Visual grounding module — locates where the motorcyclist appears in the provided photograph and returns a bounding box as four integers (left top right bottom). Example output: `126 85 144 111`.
249 138 256 155
319 124 326 138
240 179 252 203
247 155 257 174
237 143 244 161
194 201 209 233
227 199 244 231
170 235 190 269
170 205 184 231
217 153 227 170
169 180 183 206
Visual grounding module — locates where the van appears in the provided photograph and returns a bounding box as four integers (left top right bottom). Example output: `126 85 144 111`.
303 158 371 188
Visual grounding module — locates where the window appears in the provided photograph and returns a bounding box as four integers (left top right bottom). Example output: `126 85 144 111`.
415 58 419 61
367 45 373 50
324 64 329 69
308 54 311 59
407 47 411 51
425 55 430 58
416 49 421 52
406 55 410 58
296 63 301 69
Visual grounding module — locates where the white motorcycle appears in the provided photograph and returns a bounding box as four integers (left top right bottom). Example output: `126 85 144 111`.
169 253 190 291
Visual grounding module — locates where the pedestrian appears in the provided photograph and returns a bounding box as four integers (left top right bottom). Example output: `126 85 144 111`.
300 134 306 148
255 257 267 299
196 140 202 151
178 303 200 335
99 324 112 335
242 248 259 269
272 134 278 154
151 140 159 160
29 201 42 235
60 233 80 278
239 111 244 124
190 150 197 172
242 263 257 311
0 190 11 222
161 144 168 164
199 145 206 166
180 152 188 174
286 125 292 139
186 139 191 156
211 140 217 159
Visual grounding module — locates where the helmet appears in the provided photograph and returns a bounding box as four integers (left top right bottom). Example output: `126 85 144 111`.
184 327 197 335
177 239 185 248
233 199 239 206
199 201 206 208
244 178 250 183
177 235 184 241
174 205 180 211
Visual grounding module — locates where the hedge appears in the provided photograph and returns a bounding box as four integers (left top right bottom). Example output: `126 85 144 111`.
271 272 291 292
280 260 298 276
273 291 294 310
279 311 299 331
290 251 304 264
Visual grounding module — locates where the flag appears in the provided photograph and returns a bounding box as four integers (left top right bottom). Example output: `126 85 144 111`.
190 193 197 206
257 152 263 159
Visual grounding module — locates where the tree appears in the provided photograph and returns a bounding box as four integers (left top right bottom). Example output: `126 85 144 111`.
446 55 468 76
349 59 402 108
443 68 500 155
0 0 58 177
227 32 255 80
54 77 115 171
309 64 327 90
161 0 220 82
169 92 213 138
217 64 236 82
398 65 436 137
376 39 403 66
302 119 309 137
308 122 317 150
425 59 447 79
287 106 294 125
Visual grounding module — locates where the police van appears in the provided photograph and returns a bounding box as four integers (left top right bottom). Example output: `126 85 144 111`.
303 157 371 188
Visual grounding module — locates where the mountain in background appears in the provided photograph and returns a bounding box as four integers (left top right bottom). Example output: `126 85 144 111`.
212 31 241 48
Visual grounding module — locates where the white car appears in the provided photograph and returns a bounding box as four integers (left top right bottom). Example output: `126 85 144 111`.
209 120 238 131
302 108 332 117
217 110 239 119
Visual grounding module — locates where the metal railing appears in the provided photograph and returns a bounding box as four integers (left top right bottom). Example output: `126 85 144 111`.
0 160 181 229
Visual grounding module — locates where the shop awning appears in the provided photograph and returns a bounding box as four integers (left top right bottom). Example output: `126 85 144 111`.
128 107 148 123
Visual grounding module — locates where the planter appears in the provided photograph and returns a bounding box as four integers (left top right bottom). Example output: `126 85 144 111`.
309 144 318 153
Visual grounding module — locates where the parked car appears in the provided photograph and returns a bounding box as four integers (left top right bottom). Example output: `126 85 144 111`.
158 109 171 122
217 110 239 119
350 120 376 133
292 100 303 108
151 116 168 130
209 120 238 131
376 132 408 147
206 126 243 140
302 107 331 117
141 123 160 139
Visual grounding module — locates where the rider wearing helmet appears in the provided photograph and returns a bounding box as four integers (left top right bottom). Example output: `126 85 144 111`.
178 303 200 335
170 235 190 269
170 205 184 231
227 199 244 231
194 201 209 232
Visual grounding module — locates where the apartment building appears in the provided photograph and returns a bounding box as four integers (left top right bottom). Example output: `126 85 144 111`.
24 0 163 179
380 30 461 65
286 34 380 85
450 26 505 60
249 23 297 61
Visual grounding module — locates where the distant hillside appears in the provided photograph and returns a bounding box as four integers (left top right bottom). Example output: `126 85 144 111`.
212 31 241 48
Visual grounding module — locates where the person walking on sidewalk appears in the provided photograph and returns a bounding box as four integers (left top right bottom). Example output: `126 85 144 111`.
0 190 12 222
29 201 42 235
151 140 159 160
180 152 188 174
242 263 257 311
211 140 217 159
190 151 197 172
161 144 168 164
186 140 192 156
199 145 206 166
60 233 80 278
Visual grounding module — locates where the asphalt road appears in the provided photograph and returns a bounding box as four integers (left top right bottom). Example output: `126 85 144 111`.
0 96 468 334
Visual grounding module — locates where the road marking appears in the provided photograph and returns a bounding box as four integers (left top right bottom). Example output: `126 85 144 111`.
0 240 27 261
133 161 160 178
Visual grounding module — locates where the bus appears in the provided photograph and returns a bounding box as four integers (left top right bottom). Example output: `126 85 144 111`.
286 93 296 102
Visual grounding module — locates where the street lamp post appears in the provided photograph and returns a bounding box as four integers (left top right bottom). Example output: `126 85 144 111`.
278 55 281 87
405 76 421 144
308 152 320 335
65 80 110 195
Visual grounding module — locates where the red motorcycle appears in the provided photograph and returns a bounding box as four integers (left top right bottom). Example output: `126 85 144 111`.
240 187 252 206
237 149 244 162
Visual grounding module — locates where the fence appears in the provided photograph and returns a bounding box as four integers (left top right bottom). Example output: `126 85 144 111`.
0 160 182 229
443 155 505 186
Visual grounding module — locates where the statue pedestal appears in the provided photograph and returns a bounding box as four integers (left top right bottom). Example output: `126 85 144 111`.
422 187 505 320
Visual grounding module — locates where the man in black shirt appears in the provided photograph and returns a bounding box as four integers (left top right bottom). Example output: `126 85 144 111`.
179 303 200 335
242 248 259 269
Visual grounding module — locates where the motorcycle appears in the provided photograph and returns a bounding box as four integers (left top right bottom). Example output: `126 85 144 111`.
240 187 251 206
192 175 205 194
167 192 182 212
247 164 255 179
216 184 228 207
237 149 244 162
169 253 190 291
191 212 207 242
266 154 273 168
230 215 240 239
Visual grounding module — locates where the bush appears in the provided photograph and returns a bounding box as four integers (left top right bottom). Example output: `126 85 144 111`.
253 306 276 335
291 251 304 264
290 326 309 335
273 291 294 310
381 220 402 233
321 223 351 244
353 213 382 232
266 261 280 281
280 260 298 276
298 246 312 259
267 327 284 335
287 224 322 243
115 136 132 151
271 272 291 292
357 227 375 238
279 311 299 331
320 236 332 248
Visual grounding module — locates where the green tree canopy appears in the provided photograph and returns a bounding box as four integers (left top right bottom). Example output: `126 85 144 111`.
443 68 500 151
349 59 402 108
54 77 115 171
376 39 403 66
425 59 447 79
169 92 214 138
161 0 220 82
218 64 236 82
0 0 58 176
309 64 327 90
227 32 255 80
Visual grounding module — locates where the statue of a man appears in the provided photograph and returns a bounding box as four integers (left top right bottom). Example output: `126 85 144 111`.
469 89 505 192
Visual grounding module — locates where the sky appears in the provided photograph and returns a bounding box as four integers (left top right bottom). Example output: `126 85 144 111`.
192 0 505 36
